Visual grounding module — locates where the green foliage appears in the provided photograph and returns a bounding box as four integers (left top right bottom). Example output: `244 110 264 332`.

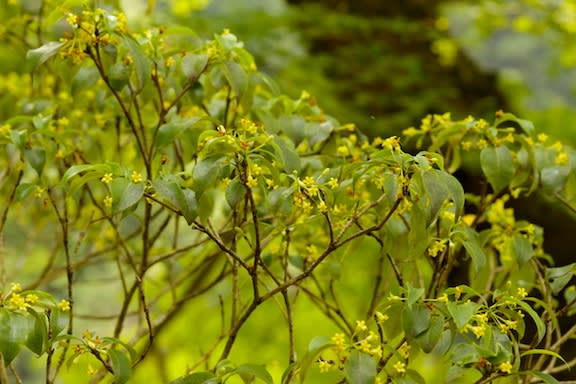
0 1 575 384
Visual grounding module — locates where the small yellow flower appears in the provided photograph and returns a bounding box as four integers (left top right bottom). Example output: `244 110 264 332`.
10 282 22 292
355 320 368 332
87 365 98 376
470 324 486 338
103 195 113 208
327 177 339 189
337 145 349 156
555 151 569 165
318 360 332 373
438 293 449 303
317 200 328 213
394 361 406 375
375 311 389 323
246 175 258 188
476 139 488 149
101 173 113 184
131 170 143 183
537 133 548 143
399 343 410 359
428 240 447 257
461 141 472 151
58 299 71 312
165 56 175 67
517 287 528 299
8 293 28 311
499 361 513 374
34 186 46 199
402 127 419 137
25 294 39 304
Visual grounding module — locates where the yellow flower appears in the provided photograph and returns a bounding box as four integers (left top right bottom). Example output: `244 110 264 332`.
394 361 406 375
165 56 175 67
399 343 410 358
402 127 419 137
25 294 39 304
103 195 113 208
375 311 389 323
34 186 46 199
318 360 332 373
317 200 328 213
428 240 447 257
537 133 548 143
246 176 258 188
327 177 339 189
101 173 113 184
438 293 449 303
499 361 513 374
461 141 472 151
517 287 528 299
58 299 71 311
337 145 349 157
555 151 569 165
10 282 22 292
8 293 28 311
476 139 488 149
355 320 368 332
131 170 143 183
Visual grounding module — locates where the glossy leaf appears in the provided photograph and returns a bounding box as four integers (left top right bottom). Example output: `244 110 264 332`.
402 303 431 339
480 145 515 193
26 41 64 70
446 301 478 330
343 350 376 384
108 349 132 384
236 363 273 384
111 178 145 212
169 372 217 384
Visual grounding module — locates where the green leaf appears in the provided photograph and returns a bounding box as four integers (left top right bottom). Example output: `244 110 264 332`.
0 309 33 365
152 179 198 224
71 66 100 94
296 337 333 384
223 60 248 99
272 136 301 173
446 301 479 330
225 178 245 208
520 349 567 364
26 42 64 70
181 54 209 79
418 168 464 223
193 155 227 197
415 315 444 353
236 363 273 384
343 350 376 384
169 372 217 384
108 349 132 384
512 234 534 265
451 224 486 274
529 371 560 384
14 183 37 202
480 146 515 193
111 178 145 213
510 298 545 343
108 62 131 91
406 283 424 308
23 148 46 176
546 264 575 294
540 166 570 193
25 310 47 356
156 117 202 149
122 35 151 92
402 303 431 339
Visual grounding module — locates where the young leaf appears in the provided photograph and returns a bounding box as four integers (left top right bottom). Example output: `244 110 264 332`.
23 148 46 176
446 301 479 330
108 349 132 384
402 303 431 339
344 350 376 384
236 363 273 384
26 42 64 70
510 298 545 343
111 178 145 213
169 372 217 384
480 146 515 193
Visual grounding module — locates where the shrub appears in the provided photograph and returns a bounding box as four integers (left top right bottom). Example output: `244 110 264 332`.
0 2 575 383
